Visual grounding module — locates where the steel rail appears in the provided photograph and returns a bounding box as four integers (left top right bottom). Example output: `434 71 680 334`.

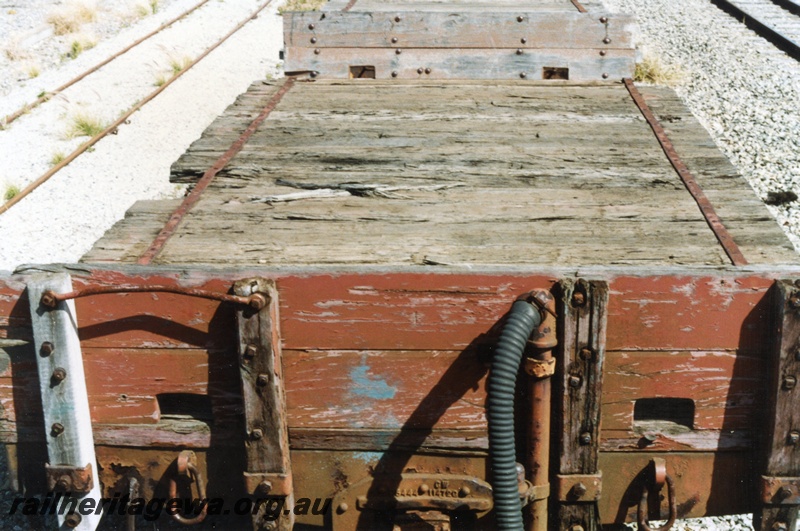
0 0 275 216
710 0 800 61
137 77 296 265
2 0 212 127
624 78 748 266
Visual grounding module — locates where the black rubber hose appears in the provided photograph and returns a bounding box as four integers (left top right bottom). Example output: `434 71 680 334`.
487 300 542 530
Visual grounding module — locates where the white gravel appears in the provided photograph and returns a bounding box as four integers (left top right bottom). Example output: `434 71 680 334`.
0 0 285 270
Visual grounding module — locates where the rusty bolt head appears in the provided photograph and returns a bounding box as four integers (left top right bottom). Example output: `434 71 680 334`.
256 374 269 386
600 50 607 56
40 342 54 356
419 484 430 495
395 48 402 55
337 502 348 514
310 71 317 78
579 347 594 361
51 423 65 436
603 37 611 44
40 291 58 308
394 16 401 22
568 375 582 388
459 486 471 497
51 367 67 383
516 49 523 55
314 48 321 55
783 375 797 390
250 428 263 440
391 37 398 43
789 431 800 445
572 483 588 498
579 432 592 445
521 37 528 44
571 291 586 307
391 71 398 78
520 72 527 79
310 37 317 44
56 475 73 491
425 68 431 74
600 16 609 23
64 513 82 528
602 73 609 79
244 344 257 359
257 480 273 495
417 68 424 74
517 15 524 22
308 23 315 30
777 486 794 501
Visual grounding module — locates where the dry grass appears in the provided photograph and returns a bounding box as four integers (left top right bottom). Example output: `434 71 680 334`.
50 151 67 167
65 110 107 138
3 184 21 202
134 0 158 17
169 54 193 75
3 40 29 62
633 54 685 85
66 33 97 59
47 1 98 35
278 0 327 14
24 61 41 78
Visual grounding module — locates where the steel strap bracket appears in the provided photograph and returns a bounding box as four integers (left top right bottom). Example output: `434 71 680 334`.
761 476 800 505
244 472 293 497
554 472 602 502
46 463 94 493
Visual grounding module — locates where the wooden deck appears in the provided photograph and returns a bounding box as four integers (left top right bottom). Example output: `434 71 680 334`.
83 79 798 268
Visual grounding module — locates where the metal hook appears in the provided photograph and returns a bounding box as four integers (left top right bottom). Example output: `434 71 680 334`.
637 458 677 531
168 450 208 525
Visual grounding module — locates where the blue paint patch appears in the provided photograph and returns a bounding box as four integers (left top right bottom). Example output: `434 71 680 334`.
352 451 383 464
349 365 397 400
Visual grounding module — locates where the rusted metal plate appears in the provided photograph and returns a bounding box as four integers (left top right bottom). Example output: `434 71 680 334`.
285 11 635 49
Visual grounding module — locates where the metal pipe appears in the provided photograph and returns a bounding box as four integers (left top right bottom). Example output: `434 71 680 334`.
487 298 542 530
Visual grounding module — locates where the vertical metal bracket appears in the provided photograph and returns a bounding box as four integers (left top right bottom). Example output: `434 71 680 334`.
554 279 608 531
235 279 294 531
757 280 800 531
28 273 102 530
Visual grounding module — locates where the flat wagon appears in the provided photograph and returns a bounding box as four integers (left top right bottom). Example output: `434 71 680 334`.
1 1 799 529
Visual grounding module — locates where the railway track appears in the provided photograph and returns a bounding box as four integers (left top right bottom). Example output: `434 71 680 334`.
711 0 800 60
0 0 277 216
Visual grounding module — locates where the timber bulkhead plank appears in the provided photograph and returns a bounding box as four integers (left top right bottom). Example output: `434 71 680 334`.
85 79 798 267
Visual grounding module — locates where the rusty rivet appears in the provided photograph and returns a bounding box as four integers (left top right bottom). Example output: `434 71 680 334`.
310 71 317 78
57 475 73 491
568 375 582 388
599 50 607 56
308 23 315 30
579 347 594 361
64 513 82 528
256 374 269 386
516 49 523 55
337 502 348 514
777 486 794 501
571 291 586 307
579 432 592 445
603 37 611 44
394 16 401 22
244 344 257 358
391 37 398 43
310 37 317 44
789 293 800 309
419 484 430 495
519 72 527 79
250 428 263 440
458 486 470 497
600 16 608 23
395 48 402 55
521 37 528 44
40 291 58 308
425 68 431 74
51 367 67 383
783 375 797 390
51 423 65 436
314 48 321 55
391 71 398 77
517 15 524 22
572 483 588 498
417 68 424 74
602 73 609 79
40 342 54 356
257 480 273 494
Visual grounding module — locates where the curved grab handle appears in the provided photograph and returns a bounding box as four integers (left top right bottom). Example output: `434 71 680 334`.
168 451 208 525
637 458 677 531
40 285 266 310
